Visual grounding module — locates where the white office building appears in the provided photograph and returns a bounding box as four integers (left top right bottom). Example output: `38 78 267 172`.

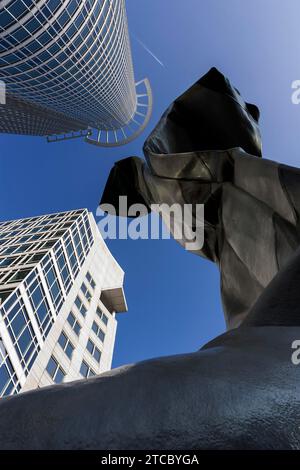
0 208 127 397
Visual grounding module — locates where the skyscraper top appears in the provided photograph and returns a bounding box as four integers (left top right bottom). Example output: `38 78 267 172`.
0 0 152 146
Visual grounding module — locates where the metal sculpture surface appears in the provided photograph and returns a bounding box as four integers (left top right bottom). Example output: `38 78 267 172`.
1 68 300 449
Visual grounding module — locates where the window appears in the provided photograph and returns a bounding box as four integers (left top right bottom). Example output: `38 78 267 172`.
92 321 105 342
7 268 31 283
96 306 108 326
0 257 14 267
0 288 15 304
74 296 87 317
42 261 63 310
2 246 17 255
86 339 101 363
67 312 81 336
55 244 72 293
72 229 84 265
86 272 96 289
4 298 39 371
43 241 55 249
29 253 45 263
0 364 10 396
80 226 89 252
58 332 74 360
46 356 65 384
80 360 96 378
0 356 18 397
80 282 92 302
27 278 53 338
65 237 79 277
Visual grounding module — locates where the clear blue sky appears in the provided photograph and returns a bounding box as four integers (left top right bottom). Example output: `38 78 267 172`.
1 0 300 368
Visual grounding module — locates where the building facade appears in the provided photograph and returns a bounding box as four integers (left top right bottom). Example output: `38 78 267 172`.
0 209 127 397
0 0 152 146
0 92 88 136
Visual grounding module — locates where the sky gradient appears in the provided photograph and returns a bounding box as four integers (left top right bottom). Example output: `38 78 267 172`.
1 0 300 368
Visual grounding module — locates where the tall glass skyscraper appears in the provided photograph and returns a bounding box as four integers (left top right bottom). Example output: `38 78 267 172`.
0 209 127 397
0 0 152 146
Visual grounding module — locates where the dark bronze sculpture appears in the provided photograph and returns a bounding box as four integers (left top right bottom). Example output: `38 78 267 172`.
1 68 300 449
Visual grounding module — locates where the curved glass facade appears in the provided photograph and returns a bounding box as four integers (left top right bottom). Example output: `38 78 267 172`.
0 0 137 131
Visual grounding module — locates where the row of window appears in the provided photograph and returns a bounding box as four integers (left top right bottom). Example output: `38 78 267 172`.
59 323 102 366
46 355 97 385
0 251 45 269
0 210 85 235
0 241 55 257
42 267 106 384
0 223 76 256
0 266 32 286
0 226 68 243
57 328 102 365
1 261 96 366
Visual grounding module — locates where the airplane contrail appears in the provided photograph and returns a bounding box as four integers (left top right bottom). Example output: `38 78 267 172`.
132 34 165 68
